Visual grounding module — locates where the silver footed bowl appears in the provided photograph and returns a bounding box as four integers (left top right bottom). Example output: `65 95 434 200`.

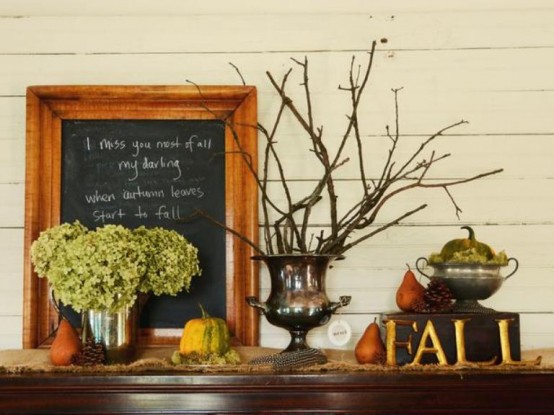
415 257 518 313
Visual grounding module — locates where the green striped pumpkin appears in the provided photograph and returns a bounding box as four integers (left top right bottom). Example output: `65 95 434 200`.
179 304 230 357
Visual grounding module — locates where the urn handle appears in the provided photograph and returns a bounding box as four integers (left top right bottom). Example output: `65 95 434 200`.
246 296 268 315
505 257 519 280
330 295 352 313
415 257 432 279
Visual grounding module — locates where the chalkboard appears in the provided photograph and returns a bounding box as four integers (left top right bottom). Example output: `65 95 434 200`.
24 85 259 348
61 119 226 327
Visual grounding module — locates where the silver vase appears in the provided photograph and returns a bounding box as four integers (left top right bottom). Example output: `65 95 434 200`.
82 305 137 364
416 257 519 313
247 255 351 352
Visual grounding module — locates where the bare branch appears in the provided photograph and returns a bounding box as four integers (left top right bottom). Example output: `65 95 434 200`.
229 62 246 86
258 68 302 252
266 64 340 242
188 210 265 255
189 45 504 257
332 203 429 255
419 169 504 189
186 80 290 219
366 168 503 230
418 150 435 182
443 186 463 219
393 119 469 181
378 87 402 189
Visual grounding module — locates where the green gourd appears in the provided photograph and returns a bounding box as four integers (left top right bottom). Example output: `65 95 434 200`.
439 226 495 262
179 304 230 358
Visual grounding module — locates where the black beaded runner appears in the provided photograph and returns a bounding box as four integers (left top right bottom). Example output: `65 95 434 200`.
249 348 328 371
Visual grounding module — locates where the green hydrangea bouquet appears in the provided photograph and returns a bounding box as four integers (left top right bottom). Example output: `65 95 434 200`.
30 221 201 312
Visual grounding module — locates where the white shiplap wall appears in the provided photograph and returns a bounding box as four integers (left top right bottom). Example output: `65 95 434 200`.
0 0 553 352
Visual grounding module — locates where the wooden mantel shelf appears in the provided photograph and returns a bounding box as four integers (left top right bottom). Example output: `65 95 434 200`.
2 369 554 414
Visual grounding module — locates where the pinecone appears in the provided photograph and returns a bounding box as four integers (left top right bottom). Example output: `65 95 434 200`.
411 297 428 313
423 278 454 313
71 338 106 366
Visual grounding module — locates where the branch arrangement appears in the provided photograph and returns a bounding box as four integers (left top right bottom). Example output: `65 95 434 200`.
193 41 503 256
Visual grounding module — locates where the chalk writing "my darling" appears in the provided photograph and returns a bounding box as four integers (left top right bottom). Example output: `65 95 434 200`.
118 156 182 181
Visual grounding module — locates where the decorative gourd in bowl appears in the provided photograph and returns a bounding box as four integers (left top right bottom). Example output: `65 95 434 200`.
416 226 518 313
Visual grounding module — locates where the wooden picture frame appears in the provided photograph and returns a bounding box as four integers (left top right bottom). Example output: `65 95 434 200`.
23 85 259 348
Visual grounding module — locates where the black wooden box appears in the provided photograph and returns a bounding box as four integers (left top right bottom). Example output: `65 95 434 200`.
381 312 521 365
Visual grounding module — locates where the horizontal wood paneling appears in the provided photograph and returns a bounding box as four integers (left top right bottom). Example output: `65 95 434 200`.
0 230 24 336
0 3 553 352
0 316 22 349
1 0 552 17
0 229 24 276
0 185 24 226
0 8 553 53
3 48 554 100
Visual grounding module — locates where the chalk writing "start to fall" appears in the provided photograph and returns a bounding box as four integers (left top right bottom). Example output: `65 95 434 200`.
89 204 193 223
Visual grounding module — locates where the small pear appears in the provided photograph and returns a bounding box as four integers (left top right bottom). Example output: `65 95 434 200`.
396 264 425 312
354 318 386 364
50 318 82 366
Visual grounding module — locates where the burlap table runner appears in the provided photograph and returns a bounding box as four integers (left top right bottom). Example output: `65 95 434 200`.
0 347 551 374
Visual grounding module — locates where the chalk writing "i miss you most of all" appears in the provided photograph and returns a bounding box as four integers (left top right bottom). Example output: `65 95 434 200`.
85 135 212 182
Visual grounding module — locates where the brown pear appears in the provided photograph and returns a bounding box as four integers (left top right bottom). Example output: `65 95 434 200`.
50 318 82 366
395 264 425 312
354 319 386 364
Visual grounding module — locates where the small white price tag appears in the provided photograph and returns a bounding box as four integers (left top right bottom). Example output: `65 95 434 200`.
327 319 352 347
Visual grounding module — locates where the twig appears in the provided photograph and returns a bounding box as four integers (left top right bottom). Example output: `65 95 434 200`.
333 203 429 255
229 62 246 86
188 210 265 255
443 187 463 219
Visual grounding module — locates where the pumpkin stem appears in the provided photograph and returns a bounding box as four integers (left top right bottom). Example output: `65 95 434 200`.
198 303 210 319
461 226 475 241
